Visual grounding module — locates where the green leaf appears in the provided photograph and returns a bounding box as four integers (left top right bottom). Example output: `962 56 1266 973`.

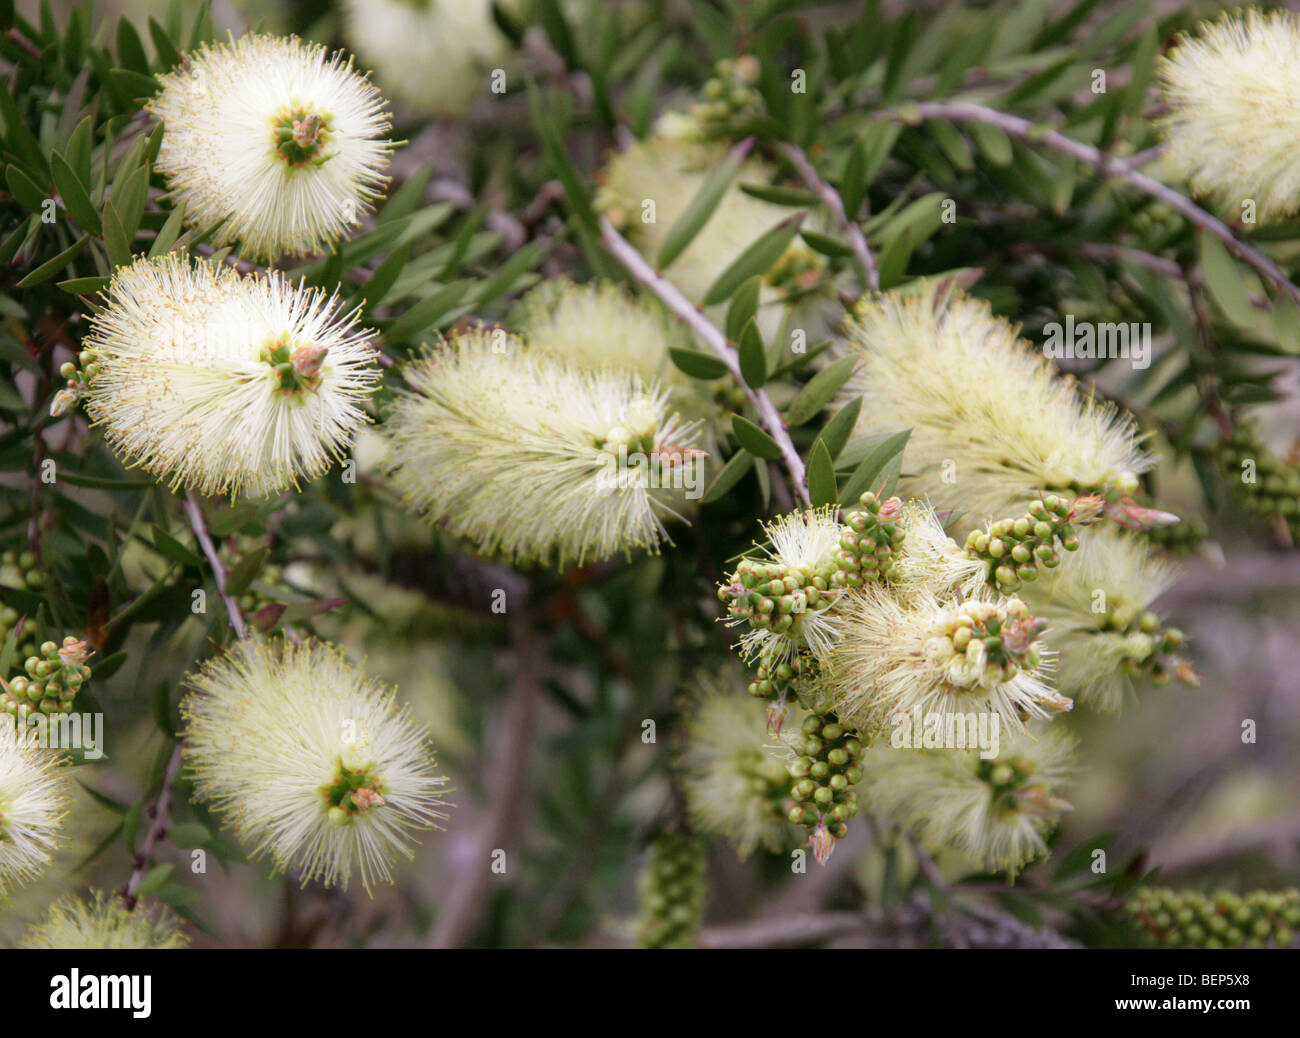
528 83 596 233
726 276 761 343
6 163 47 211
840 137 869 220
151 524 202 567
784 354 857 426
969 121 1013 166
737 318 767 388
877 225 913 289
49 151 101 234
801 229 853 258
736 182 820 207
152 680 176 739
1200 232 1255 327
387 280 470 340
816 397 862 461
806 440 838 507
102 201 134 268
667 347 729 380
147 16 180 70
356 242 411 312
116 16 150 74
168 822 212 848
108 67 161 101
57 275 110 295
658 137 751 270
64 114 95 189
224 547 269 598
16 234 89 288
702 449 753 504
148 201 187 258
702 213 805 306
76 779 128 815
839 429 911 504
731 414 781 460
136 863 174 897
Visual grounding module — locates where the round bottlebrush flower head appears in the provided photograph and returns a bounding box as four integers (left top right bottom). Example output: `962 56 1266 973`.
679 675 796 858
596 126 822 311
1159 10 1300 223
341 0 509 118
382 326 704 569
1022 526 1186 711
0 718 69 896
512 278 721 439
79 254 381 499
21 890 188 949
180 637 451 893
813 584 1070 740
842 283 1152 524
858 721 1075 878
147 32 394 261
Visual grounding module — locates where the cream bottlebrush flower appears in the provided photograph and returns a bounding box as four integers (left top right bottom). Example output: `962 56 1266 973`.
512 278 721 442
80 254 381 499
891 501 987 603
147 33 394 261
680 677 796 858
1022 526 1179 711
724 507 853 667
180 637 451 893
382 326 704 568
814 584 1070 739
597 128 823 313
22 890 189 949
1159 10 1300 223
859 721 1075 877
842 284 1152 523
342 0 509 118
0 719 68 895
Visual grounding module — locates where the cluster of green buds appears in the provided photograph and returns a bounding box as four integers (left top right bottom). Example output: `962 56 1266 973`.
745 655 810 734
787 711 863 865
927 597 1050 692
1 636 93 719
734 745 794 830
1212 426 1300 540
1126 888 1300 949
0 550 45 591
691 55 765 140
637 832 707 949
1097 603 1189 687
261 332 328 400
0 604 34 663
273 107 331 167
49 348 100 418
975 752 1072 827
964 494 1089 592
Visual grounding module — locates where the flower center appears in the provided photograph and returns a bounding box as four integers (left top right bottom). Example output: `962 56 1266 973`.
273 108 332 167
320 759 387 826
261 332 327 398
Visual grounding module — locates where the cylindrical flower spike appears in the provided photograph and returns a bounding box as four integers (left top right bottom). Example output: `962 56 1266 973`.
180 637 452 894
0 717 69 896
382 326 704 569
841 283 1151 524
147 33 395 261
22 890 189 949
79 254 381 499
1159 10 1300 224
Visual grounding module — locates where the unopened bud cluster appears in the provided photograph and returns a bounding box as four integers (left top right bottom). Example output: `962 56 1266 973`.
736 746 794 829
2 636 93 719
976 751 1071 826
692 56 764 140
1212 426 1300 539
50 348 101 418
1 550 46 591
924 598 1046 691
964 494 1085 592
1126 887 1300 949
637 832 707 949
787 712 862 864
1098 603 1186 687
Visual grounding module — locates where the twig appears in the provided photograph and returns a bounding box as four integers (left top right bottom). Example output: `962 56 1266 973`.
891 102 1300 307
777 141 879 292
599 217 811 506
183 490 249 645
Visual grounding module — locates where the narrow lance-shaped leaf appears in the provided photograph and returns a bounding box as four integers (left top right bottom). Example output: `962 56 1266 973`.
702 212 806 306
658 136 752 270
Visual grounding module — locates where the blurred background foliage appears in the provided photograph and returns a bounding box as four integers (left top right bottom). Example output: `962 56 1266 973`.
0 0 1297 948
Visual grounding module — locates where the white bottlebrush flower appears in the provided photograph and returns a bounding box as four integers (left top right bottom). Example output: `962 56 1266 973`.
597 127 823 315
148 32 395 261
814 583 1070 739
22 890 189 949
180 637 451 893
1022 525 1179 710
382 326 704 569
842 284 1152 524
512 278 721 442
1159 10 1300 223
859 721 1075 877
679 675 796 858
891 500 987 603
0 718 68 896
80 254 381 499
341 0 510 118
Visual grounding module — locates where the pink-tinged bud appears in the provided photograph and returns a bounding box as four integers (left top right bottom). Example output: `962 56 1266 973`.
292 113 324 150
1001 615 1048 656
1068 494 1107 523
1171 658 1202 686
1104 497 1181 530
50 387 80 418
807 820 836 866
1016 785 1073 818
766 701 788 736
57 639 92 665
351 787 385 812
290 343 328 382
877 496 904 520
